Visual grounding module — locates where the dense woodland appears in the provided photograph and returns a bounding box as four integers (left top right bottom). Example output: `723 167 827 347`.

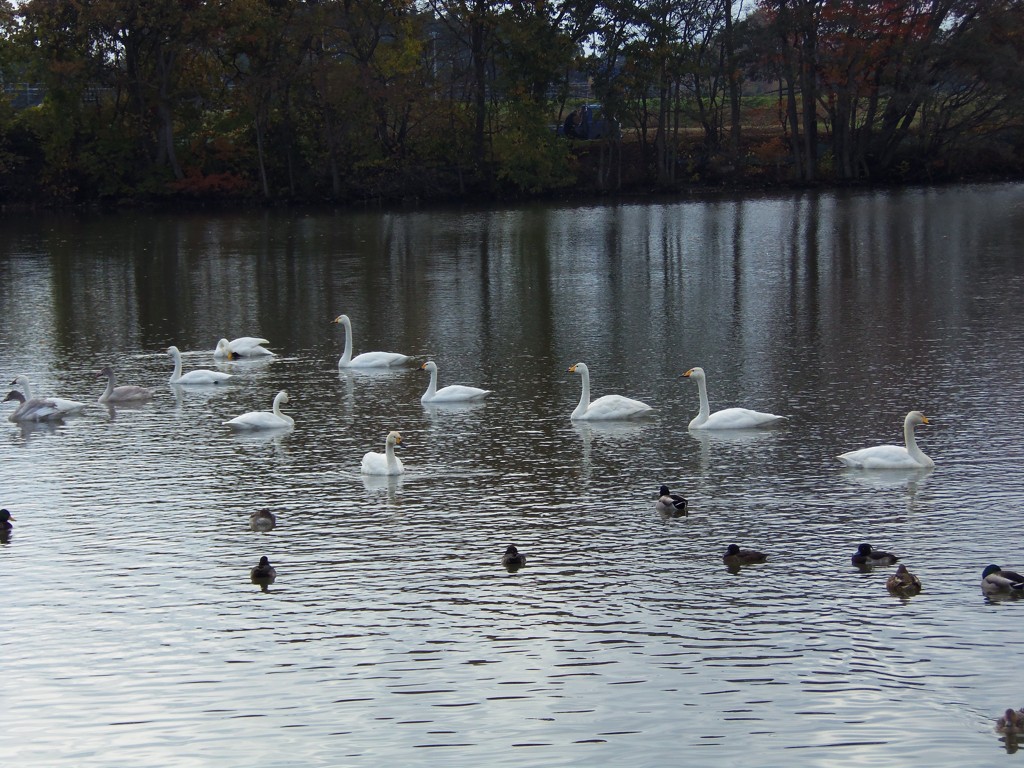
0 0 1022 207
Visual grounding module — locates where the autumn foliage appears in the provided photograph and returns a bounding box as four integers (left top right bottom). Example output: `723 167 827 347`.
0 0 1021 206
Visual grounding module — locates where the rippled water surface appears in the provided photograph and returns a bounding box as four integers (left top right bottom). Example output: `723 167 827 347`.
4 185 1024 766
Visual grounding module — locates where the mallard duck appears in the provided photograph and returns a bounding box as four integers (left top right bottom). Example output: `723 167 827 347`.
723 544 767 567
886 564 922 596
250 556 277 582
981 565 1024 594
997 708 1024 733
249 509 277 532
852 543 899 566
502 544 526 569
655 485 688 514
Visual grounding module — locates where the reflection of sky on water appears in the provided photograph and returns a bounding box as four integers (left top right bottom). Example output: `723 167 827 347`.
2 186 1024 766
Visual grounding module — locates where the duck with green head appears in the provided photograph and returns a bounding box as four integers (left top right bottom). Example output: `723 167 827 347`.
982 565 1024 595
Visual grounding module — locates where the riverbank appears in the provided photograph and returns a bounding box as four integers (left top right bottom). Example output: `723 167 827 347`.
3 127 1022 213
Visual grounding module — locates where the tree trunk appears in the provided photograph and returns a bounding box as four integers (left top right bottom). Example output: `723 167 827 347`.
723 1 741 162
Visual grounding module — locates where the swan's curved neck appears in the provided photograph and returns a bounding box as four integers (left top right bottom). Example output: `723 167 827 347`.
692 376 711 426
385 440 399 470
425 367 438 398
272 393 285 416
572 367 591 418
169 350 183 382
101 372 115 400
339 321 353 365
903 420 931 465
16 377 33 400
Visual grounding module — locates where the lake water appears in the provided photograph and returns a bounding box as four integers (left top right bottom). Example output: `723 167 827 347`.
3 184 1024 766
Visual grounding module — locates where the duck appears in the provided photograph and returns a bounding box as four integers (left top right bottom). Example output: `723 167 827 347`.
981 564 1024 594
224 390 294 430
886 564 922 596
0 508 14 534
361 430 404 475
214 337 273 359
837 410 934 469
502 544 526 569
95 366 154 404
997 708 1024 733
3 390 63 422
852 543 899 566
249 509 277 532
332 314 411 368
167 345 233 385
682 367 785 429
10 375 87 416
655 485 688 515
419 361 489 403
568 362 653 420
250 555 277 583
723 544 767 567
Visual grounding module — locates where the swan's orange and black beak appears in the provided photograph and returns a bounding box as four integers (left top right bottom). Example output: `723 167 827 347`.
922 415 930 425
683 369 693 378
419 363 427 370
567 364 577 373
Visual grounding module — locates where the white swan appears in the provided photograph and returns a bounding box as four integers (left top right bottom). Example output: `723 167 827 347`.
332 314 411 368
10 375 87 416
214 337 273 359
568 362 653 421
224 390 294 430
167 346 233 385
361 430 404 475
682 367 785 429
3 390 63 422
419 361 489 403
837 410 934 469
96 366 154 404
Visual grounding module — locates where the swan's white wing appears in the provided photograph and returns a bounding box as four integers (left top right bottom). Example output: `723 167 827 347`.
51 397 87 415
229 338 274 357
107 385 154 403
10 398 63 422
696 407 785 430
837 444 921 469
427 385 490 403
348 352 411 368
224 411 291 430
360 451 404 475
230 336 271 350
175 370 233 385
576 394 653 421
